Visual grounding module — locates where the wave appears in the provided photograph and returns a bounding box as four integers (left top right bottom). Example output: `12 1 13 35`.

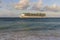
0 21 59 31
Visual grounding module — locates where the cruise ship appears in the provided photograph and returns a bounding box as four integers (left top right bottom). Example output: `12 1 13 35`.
20 13 46 18
19 11 60 18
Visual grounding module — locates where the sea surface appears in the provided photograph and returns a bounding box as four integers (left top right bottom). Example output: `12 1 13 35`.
0 18 60 31
0 18 60 40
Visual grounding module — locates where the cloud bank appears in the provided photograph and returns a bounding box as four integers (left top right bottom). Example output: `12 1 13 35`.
15 0 43 10
15 0 60 12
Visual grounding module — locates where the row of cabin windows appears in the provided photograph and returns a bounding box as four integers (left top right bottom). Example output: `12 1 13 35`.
24 13 46 16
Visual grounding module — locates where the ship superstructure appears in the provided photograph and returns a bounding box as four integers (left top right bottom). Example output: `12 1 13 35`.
20 13 46 18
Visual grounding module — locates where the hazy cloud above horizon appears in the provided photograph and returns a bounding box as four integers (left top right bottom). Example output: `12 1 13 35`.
0 0 60 17
15 0 60 11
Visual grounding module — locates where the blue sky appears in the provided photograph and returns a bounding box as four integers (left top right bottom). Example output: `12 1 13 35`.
0 0 60 17
2 0 60 5
43 0 60 6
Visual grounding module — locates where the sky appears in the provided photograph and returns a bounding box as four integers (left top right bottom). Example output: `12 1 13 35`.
0 0 60 17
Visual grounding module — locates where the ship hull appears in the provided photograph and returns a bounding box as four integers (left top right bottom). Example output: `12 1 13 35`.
20 16 46 18
20 16 60 18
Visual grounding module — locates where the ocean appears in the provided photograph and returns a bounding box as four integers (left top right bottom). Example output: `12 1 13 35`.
0 18 60 40
0 18 60 30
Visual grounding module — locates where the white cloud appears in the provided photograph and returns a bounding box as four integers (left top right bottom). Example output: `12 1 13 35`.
15 0 29 10
30 0 60 12
44 4 60 12
24 0 43 10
